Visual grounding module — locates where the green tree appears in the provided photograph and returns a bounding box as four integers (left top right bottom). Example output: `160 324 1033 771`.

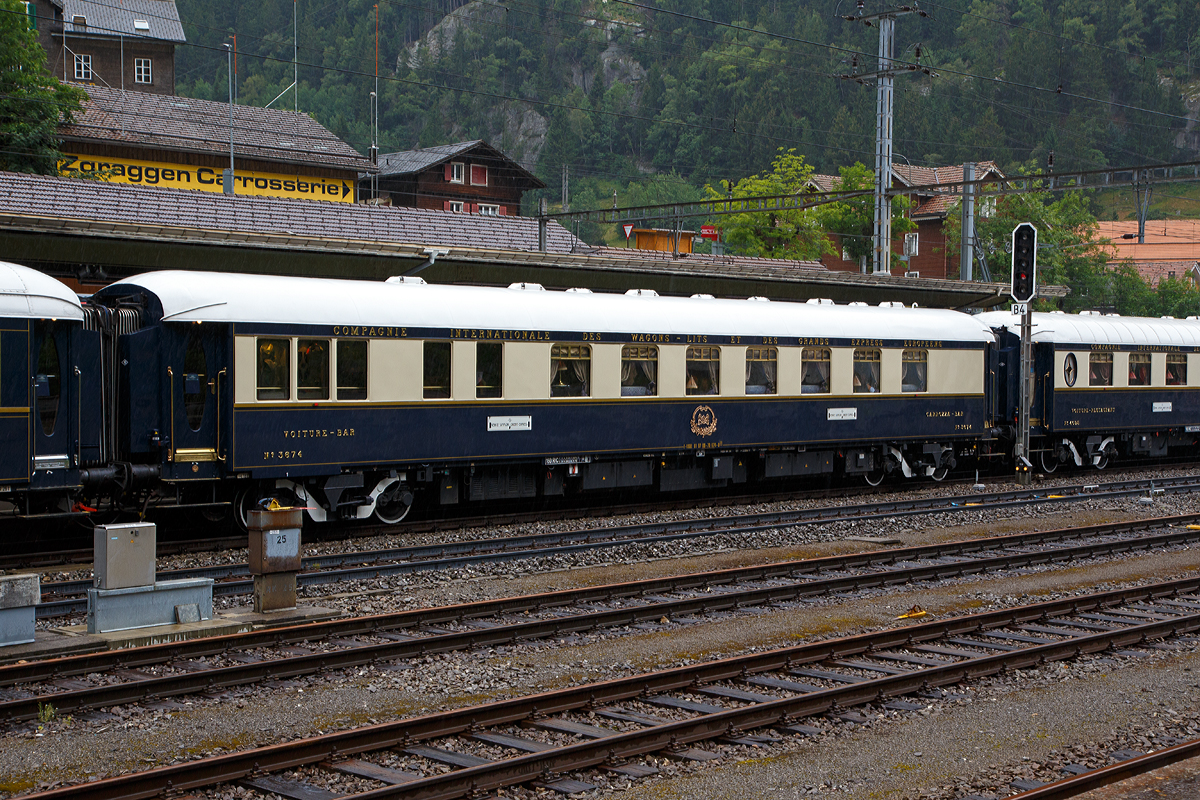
816 162 916 270
703 148 829 260
0 0 85 174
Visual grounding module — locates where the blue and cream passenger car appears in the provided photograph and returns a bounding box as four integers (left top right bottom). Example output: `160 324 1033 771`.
0 262 91 512
978 310 1200 470
96 271 998 524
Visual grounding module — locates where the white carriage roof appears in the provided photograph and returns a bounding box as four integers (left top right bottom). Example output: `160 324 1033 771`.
0 262 84 321
108 271 996 342
976 310 1200 347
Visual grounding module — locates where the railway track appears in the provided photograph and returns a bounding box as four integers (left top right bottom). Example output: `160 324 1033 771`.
6 513 1200 724
32 473 1200 619
17 575 1200 800
7 466 1197 574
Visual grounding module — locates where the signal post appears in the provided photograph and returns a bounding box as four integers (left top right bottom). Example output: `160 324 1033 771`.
1011 223 1038 486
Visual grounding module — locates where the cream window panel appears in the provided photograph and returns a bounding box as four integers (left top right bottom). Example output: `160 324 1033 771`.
658 345 687 398
451 341 477 400
1151 353 1166 387
776 347 803 396
1054 350 1087 389
504 342 551 400
1189 354 1200 387
369 339 421 401
234 335 256 403
1112 351 1129 388
880 349 902 395
829 348 854 395
591 343 622 399
929 350 985 394
722 346 746 397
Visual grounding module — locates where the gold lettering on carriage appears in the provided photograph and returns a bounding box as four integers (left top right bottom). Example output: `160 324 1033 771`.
690 405 718 437
451 329 551 341
331 326 406 337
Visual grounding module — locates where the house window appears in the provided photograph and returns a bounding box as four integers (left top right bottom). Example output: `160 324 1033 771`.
478 204 499 216
448 162 464 184
23 2 36 30
74 54 92 80
134 58 152 84
447 201 464 213
470 164 488 186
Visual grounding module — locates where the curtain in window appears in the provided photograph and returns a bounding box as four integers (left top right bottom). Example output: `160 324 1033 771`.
572 360 589 395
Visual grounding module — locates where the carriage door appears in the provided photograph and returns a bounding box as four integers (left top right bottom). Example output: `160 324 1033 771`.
31 321 76 481
169 325 228 473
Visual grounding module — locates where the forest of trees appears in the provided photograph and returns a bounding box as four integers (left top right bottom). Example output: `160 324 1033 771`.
164 1 1200 314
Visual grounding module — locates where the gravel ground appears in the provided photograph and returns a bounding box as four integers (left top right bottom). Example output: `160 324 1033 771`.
5 492 1200 798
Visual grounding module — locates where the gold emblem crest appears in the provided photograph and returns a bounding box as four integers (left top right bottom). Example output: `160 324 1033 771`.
690 405 718 437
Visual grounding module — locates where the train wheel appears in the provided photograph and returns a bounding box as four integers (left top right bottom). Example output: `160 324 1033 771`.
374 483 414 525
864 469 885 487
930 466 949 482
1039 449 1059 474
1094 453 1109 470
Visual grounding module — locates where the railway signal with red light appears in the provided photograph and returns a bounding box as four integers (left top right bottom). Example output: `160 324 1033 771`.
1010 223 1037 304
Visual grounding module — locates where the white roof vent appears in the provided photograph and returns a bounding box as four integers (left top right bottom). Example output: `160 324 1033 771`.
878 301 906 308
848 301 869 307
910 303 919 308
1105 313 1121 317
747 296 770 302
384 276 427 285
1161 315 1176 320
1050 310 1065 314
508 282 545 291
626 289 659 297
805 298 834 305
133 19 150 31
565 287 592 294
690 293 715 300
1078 310 1100 316
1188 316 1200 321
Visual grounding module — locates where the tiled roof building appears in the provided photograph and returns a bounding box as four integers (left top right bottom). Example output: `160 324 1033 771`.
31 0 185 94
364 140 545 216
1098 220 1200 286
810 161 1004 279
57 84 373 203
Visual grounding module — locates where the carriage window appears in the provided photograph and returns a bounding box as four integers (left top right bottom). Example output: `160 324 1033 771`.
686 346 720 395
801 348 830 394
902 349 927 393
551 344 590 397
256 338 290 401
621 345 657 396
853 348 880 393
336 340 367 400
477 342 503 399
1089 352 1113 386
745 347 777 395
35 332 60 435
184 331 207 431
1128 352 1151 386
1167 353 1187 386
423 341 451 399
297 339 329 401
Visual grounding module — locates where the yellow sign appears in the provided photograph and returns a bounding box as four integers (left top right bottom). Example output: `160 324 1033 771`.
59 154 355 203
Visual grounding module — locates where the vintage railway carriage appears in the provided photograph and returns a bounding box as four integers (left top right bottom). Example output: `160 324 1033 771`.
96 271 997 524
0 261 98 514
978 310 1200 471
